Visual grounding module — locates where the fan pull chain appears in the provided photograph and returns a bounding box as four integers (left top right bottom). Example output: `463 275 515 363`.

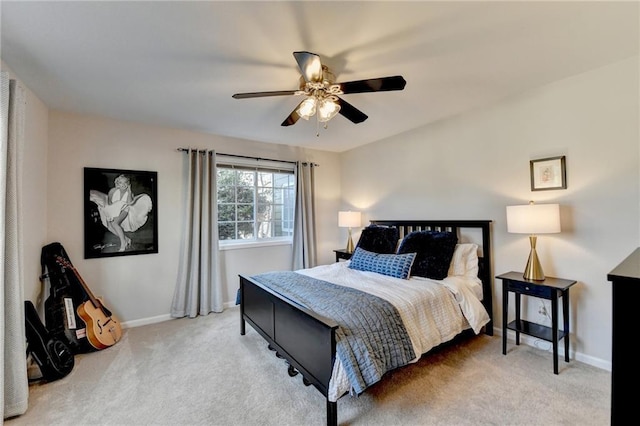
314 111 330 137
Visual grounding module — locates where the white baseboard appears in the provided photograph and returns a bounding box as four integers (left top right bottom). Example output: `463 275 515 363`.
121 313 174 329
493 326 612 372
120 301 239 329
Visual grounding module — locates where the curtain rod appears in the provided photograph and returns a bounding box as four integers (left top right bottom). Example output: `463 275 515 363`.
176 148 318 166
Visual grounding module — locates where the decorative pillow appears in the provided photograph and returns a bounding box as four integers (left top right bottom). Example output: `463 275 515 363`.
355 225 399 254
448 243 479 278
397 231 458 280
349 247 416 280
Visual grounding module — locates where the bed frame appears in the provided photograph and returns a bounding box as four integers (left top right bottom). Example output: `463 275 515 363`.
239 220 493 426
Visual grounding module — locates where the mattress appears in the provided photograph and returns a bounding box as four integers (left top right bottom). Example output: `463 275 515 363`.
298 261 490 401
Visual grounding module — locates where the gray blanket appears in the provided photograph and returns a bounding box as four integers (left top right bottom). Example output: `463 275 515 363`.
250 271 416 395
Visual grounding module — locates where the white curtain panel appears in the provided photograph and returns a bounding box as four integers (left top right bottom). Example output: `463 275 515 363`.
1 72 29 419
292 162 317 270
171 149 223 318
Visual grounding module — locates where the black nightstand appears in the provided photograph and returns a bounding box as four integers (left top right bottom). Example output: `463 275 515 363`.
333 249 353 262
497 271 577 374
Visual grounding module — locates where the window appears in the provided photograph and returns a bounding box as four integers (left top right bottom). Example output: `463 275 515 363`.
217 158 296 244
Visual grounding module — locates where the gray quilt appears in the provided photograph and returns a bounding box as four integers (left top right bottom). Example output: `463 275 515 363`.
250 271 416 395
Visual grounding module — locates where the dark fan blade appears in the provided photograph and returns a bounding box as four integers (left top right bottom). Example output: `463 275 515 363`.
281 102 303 126
293 51 323 83
232 90 298 99
336 97 368 124
338 76 406 94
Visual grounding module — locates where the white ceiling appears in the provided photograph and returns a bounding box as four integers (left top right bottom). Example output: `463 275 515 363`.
1 1 638 153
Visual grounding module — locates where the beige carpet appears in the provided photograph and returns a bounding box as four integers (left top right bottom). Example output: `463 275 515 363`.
6 306 610 426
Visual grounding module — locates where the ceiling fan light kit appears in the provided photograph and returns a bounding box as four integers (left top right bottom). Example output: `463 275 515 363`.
232 51 406 135
297 96 341 121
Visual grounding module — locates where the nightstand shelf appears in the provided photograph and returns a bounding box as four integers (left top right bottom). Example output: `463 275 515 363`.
506 319 568 343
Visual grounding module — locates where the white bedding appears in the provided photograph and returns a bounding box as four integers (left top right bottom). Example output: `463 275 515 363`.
297 261 490 401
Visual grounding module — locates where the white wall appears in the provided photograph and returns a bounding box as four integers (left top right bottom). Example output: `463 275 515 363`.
45 111 341 326
341 57 640 369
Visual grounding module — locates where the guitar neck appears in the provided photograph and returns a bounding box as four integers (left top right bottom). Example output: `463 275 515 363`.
57 257 99 306
72 267 99 306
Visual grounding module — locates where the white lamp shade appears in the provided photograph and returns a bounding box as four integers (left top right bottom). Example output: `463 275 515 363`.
506 203 560 234
338 211 362 228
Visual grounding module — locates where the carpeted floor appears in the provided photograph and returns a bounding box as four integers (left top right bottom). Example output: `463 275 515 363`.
6 306 610 426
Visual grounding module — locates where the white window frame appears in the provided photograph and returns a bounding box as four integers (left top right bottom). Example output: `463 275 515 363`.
216 156 296 248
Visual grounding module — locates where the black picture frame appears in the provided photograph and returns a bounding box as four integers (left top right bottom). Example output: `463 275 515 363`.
530 155 567 191
84 167 158 259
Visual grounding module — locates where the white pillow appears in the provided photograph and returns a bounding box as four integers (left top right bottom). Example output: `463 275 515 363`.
448 243 479 278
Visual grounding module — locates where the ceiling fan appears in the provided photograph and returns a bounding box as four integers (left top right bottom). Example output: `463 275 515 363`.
232 51 406 133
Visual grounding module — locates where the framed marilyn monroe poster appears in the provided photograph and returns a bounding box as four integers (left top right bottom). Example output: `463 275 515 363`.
84 167 158 259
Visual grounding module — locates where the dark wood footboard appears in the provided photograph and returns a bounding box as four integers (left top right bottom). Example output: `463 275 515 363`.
239 274 340 426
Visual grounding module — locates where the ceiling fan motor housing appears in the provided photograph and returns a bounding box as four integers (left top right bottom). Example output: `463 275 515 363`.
297 65 340 95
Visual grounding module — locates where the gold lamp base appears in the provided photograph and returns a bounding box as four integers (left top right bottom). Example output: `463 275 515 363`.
523 235 545 281
346 228 355 253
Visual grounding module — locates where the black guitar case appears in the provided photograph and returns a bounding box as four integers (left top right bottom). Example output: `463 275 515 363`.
40 242 95 354
24 300 75 382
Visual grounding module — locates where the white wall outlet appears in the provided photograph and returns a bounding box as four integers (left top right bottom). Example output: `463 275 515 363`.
538 304 547 316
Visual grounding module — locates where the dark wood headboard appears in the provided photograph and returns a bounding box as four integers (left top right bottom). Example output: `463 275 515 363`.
369 220 494 335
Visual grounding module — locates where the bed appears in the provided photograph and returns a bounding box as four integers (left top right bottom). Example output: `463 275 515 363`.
239 220 493 426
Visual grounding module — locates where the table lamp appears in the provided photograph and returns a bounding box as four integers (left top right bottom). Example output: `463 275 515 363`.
338 211 361 253
506 201 560 281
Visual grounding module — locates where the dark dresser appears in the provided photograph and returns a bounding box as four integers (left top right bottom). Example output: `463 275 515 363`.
607 247 640 425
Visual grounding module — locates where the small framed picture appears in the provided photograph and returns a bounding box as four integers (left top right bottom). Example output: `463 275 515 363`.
530 156 567 191
84 167 158 258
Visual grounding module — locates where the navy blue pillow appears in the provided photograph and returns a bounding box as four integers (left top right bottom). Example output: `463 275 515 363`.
349 247 416 279
397 231 458 280
355 225 399 254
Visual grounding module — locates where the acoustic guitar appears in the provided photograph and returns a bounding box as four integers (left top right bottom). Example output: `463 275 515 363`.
55 256 123 350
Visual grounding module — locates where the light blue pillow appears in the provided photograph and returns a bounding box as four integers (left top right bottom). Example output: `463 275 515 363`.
349 247 416 279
